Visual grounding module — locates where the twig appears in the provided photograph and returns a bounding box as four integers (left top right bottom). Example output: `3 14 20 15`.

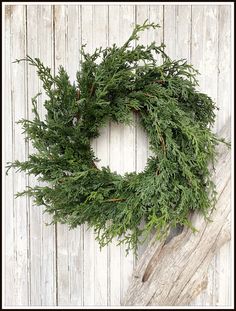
104 198 125 203
89 84 95 97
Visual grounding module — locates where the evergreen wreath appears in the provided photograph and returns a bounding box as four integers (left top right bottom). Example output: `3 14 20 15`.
7 21 228 254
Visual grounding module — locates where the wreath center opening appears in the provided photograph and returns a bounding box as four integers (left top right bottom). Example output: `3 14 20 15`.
91 117 151 175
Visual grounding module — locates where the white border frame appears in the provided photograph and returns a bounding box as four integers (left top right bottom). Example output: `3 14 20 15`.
2 1 234 309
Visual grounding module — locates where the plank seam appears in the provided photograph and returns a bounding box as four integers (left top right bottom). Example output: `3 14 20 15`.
52 5 59 306
25 4 31 306
107 4 111 306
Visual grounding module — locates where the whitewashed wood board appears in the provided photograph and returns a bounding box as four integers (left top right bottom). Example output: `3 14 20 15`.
3 4 232 307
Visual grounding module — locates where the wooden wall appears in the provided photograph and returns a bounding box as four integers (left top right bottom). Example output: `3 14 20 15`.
4 4 232 307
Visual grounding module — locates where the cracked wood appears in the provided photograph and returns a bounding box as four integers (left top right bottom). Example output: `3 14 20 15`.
122 119 231 306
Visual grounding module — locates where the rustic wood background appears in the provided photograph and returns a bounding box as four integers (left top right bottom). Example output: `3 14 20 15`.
4 3 232 307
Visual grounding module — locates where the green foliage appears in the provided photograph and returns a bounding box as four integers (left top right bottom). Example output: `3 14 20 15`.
7 21 226 255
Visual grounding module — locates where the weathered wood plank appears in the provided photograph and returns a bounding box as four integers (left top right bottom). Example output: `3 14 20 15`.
80 5 95 306
65 5 84 306
214 5 232 306
38 5 57 305
4 4 15 306
108 119 122 305
53 5 70 305
191 5 222 306
135 4 164 259
164 5 191 61
27 5 57 306
190 8 208 305
118 5 136 304
10 5 29 305
107 5 122 306
54 5 83 306
122 121 231 306
26 5 41 305
92 5 109 306
217 5 231 133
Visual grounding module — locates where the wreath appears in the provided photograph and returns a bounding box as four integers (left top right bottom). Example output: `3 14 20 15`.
7 21 227 254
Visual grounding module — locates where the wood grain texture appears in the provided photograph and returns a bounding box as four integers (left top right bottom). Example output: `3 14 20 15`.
92 5 109 306
190 5 232 306
107 6 121 306
122 121 231 306
4 4 15 306
26 5 56 306
4 4 232 307
213 5 232 306
54 5 83 306
8 5 29 305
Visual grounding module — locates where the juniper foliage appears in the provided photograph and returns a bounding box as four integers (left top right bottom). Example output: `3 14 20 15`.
7 21 226 254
